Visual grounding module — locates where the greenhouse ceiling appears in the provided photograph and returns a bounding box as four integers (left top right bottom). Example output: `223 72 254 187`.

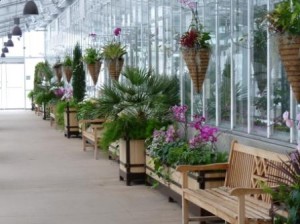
0 0 74 37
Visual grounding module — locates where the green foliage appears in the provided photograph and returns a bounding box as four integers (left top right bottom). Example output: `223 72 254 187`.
76 99 98 120
27 90 35 99
96 66 179 148
102 42 127 60
149 139 228 168
55 101 68 127
55 100 77 128
100 116 162 150
34 89 55 105
63 55 72 66
34 61 53 91
82 48 101 64
95 66 179 120
72 43 86 103
267 0 300 35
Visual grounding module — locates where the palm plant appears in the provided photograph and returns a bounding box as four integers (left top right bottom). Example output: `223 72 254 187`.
95 66 179 149
102 42 126 60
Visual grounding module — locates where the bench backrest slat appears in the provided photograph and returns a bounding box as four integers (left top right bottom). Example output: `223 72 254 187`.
225 141 289 203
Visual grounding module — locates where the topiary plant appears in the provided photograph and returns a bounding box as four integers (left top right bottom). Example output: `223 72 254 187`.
72 43 86 103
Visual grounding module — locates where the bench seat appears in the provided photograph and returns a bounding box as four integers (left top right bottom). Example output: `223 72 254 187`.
184 187 271 224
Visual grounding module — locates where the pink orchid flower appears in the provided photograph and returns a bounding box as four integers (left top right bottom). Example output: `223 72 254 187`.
282 111 289 121
286 119 294 128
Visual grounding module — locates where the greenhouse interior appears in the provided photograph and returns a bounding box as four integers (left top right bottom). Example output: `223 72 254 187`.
0 0 299 223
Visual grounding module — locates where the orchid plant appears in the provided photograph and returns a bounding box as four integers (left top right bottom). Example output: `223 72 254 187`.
50 85 73 102
179 0 211 49
146 105 227 180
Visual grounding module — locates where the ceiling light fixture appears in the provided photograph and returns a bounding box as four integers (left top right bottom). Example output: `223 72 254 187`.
1 52 6 58
12 18 22 37
3 43 9 53
23 1 39 15
6 33 14 47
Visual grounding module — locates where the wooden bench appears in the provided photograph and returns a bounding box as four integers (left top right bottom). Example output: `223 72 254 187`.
176 140 288 224
81 119 105 159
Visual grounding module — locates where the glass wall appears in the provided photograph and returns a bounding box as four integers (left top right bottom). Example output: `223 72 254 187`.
44 0 297 145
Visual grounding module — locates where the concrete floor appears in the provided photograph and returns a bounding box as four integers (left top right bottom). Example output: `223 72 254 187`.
0 110 181 224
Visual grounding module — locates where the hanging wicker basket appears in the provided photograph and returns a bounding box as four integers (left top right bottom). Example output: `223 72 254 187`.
87 61 102 86
107 58 124 81
278 35 300 103
182 48 210 93
63 66 73 83
53 64 62 82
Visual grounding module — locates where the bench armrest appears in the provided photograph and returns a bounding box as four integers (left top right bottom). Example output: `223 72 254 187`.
230 186 278 196
176 163 229 173
80 119 105 131
229 187 266 196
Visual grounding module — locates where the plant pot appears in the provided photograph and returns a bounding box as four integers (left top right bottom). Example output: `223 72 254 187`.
87 61 102 85
53 64 63 82
146 155 225 206
278 35 300 103
63 66 73 83
64 104 79 138
107 58 124 81
119 139 145 186
182 48 210 93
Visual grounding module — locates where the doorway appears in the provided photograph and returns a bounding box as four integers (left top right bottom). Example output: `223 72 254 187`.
0 62 25 109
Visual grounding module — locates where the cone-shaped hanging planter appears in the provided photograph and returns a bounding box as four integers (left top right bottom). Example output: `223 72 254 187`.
63 66 73 83
53 63 62 82
182 48 210 93
87 60 102 86
107 58 124 81
278 35 300 103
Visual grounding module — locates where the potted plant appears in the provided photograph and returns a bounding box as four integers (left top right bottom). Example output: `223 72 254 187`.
180 2 211 93
63 43 86 138
83 47 102 86
146 104 227 201
63 55 73 83
33 61 54 119
267 0 300 102
96 66 179 185
102 41 127 81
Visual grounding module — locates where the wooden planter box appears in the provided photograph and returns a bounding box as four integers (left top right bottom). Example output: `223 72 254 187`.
145 154 226 205
119 139 146 186
64 104 79 138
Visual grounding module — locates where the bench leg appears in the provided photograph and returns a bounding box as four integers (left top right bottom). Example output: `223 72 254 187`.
82 136 86 151
237 196 245 224
182 194 189 224
94 143 98 160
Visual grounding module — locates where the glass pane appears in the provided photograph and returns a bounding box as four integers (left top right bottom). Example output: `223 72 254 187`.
25 31 45 57
233 0 248 132
219 2 231 128
251 3 268 135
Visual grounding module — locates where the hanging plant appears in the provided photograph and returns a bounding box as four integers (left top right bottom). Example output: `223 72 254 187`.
102 28 127 81
179 2 211 93
63 55 73 83
266 0 300 102
83 47 102 86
